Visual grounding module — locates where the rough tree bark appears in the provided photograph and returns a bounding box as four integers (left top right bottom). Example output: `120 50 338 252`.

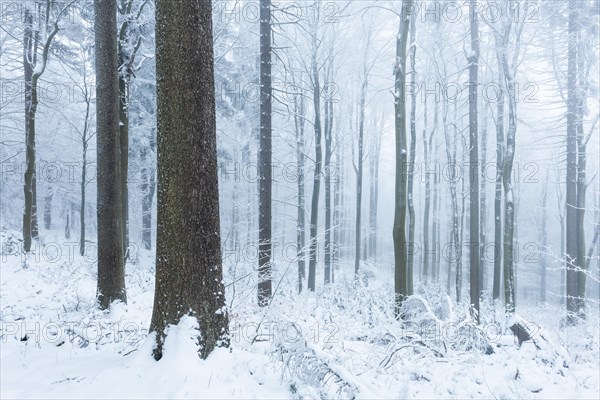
95 0 126 308
150 0 229 359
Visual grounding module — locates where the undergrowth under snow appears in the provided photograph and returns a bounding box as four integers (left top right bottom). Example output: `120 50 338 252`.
1 235 598 399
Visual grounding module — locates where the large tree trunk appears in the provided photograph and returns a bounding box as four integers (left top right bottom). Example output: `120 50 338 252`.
393 2 412 317
258 0 273 305
468 0 481 322
95 0 126 308
150 0 228 359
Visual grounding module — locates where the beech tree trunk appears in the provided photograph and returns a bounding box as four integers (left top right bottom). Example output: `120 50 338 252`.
354 78 366 280
294 86 306 292
307 30 322 292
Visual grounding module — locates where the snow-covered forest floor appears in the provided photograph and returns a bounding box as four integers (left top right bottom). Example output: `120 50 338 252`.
1 231 598 399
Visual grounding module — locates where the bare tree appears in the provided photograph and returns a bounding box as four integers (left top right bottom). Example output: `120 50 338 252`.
307 13 323 292
22 1 72 252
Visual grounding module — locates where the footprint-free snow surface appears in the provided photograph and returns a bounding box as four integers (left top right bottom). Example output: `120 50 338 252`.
1 246 598 399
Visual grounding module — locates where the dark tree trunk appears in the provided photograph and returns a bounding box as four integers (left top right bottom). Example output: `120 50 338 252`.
150 0 229 359
258 0 273 305
22 9 35 252
393 2 412 317
95 0 126 308
468 0 481 322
